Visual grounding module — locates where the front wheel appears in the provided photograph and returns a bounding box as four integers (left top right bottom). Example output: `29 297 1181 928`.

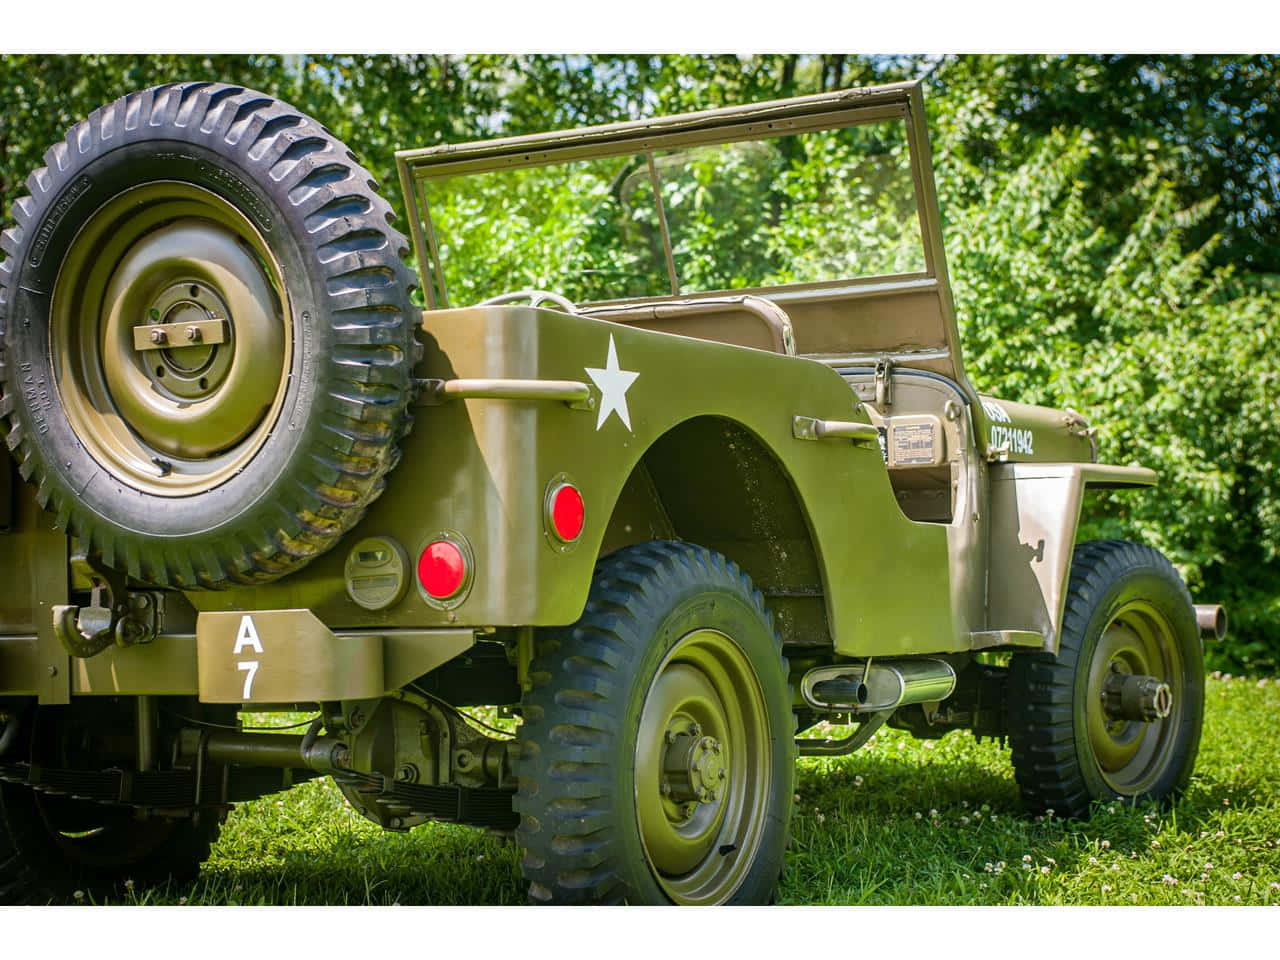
1008 540 1205 819
514 542 795 904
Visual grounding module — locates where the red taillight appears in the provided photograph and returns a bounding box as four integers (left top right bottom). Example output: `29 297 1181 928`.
418 539 467 599
549 483 585 542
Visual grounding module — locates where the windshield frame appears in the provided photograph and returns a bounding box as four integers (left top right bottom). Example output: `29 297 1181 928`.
396 82 942 312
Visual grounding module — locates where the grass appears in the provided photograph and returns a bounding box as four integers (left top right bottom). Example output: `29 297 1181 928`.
78 673 1280 906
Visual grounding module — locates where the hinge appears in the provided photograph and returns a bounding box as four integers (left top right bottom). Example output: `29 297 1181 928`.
874 357 894 407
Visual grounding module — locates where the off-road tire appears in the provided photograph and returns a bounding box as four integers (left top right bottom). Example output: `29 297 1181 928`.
0 81 419 587
1007 540 1204 819
514 541 795 905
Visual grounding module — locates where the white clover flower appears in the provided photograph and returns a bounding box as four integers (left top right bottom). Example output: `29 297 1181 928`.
1101 839 1111 849
1088 856 1099 865
1162 874 1177 886
815 813 826 824
1269 882 1279 892
1151 840 1161 848
984 862 994 873
124 879 134 891
1102 884 1112 894
853 775 864 787
929 808 938 818
1022 854 1033 863
1046 857 1056 866
1232 895 1241 902
995 861 1006 873
1232 872 1242 880
178 896 188 905
914 811 923 820
960 816 970 826
73 890 85 902
1040 866 1050 875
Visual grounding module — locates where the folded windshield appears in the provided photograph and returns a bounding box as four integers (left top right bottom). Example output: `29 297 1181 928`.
418 114 927 307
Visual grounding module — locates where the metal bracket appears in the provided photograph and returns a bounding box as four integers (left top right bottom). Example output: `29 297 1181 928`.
132 317 229 352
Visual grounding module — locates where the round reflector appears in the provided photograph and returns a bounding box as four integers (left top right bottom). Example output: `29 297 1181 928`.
549 483 585 542
418 539 467 599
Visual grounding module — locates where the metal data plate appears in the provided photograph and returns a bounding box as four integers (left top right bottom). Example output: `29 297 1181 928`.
196 609 383 703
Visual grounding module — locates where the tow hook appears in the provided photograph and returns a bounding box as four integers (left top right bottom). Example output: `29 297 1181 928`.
53 552 161 658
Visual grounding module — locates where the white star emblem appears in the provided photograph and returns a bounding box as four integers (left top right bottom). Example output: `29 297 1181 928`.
584 334 639 432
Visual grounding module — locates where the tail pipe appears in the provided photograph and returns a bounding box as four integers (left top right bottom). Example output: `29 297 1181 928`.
802 658 957 714
1195 604 1227 642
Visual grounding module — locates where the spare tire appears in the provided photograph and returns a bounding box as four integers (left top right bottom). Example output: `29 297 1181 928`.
0 82 419 588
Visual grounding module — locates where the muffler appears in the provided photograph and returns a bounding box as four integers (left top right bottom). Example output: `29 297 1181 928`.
802 658 957 713
1194 605 1227 642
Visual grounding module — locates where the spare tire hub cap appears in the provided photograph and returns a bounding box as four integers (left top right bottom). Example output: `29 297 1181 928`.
51 182 291 495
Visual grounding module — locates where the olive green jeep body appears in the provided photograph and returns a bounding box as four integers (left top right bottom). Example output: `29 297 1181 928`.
0 80 1221 904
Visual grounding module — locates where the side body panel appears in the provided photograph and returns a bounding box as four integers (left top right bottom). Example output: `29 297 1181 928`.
193 305 957 657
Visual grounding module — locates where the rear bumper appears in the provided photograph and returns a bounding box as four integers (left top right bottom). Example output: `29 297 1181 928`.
0 614 475 703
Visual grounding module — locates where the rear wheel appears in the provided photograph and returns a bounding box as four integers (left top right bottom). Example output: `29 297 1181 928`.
0 82 419 587
515 541 795 904
1008 540 1204 818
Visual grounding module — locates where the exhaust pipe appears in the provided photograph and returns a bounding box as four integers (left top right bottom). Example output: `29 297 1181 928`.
803 658 957 713
1194 604 1227 642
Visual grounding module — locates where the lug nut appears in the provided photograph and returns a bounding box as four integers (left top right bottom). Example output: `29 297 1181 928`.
689 722 701 736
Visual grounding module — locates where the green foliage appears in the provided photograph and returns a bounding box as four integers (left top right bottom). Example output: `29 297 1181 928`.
1 54 1276 668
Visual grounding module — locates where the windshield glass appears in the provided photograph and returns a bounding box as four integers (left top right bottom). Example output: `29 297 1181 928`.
420 115 926 306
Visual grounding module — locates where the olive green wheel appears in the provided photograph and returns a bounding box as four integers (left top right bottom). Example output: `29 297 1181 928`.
0 703 222 904
515 541 795 904
0 82 419 587
1008 540 1205 819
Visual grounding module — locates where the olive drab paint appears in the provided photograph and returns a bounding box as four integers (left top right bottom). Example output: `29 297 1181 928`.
0 80 1213 907
2 78 1153 699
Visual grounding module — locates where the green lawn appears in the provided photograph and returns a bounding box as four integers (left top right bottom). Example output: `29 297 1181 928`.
97 674 1279 906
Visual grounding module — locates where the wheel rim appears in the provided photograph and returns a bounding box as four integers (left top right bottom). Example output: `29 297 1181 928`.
51 182 291 496
1084 599 1184 795
634 628 771 905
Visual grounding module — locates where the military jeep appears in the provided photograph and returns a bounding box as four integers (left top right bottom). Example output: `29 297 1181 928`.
0 80 1225 904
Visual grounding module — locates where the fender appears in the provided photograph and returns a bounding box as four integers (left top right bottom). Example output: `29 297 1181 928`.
987 461 1157 653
